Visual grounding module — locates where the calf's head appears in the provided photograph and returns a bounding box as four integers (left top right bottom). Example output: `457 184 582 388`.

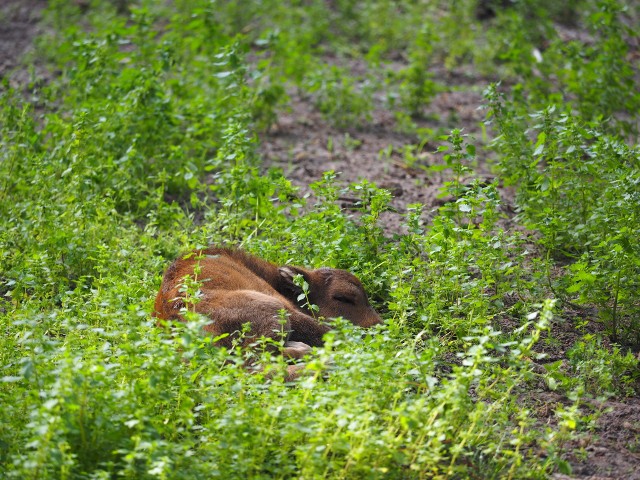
279 266 382 328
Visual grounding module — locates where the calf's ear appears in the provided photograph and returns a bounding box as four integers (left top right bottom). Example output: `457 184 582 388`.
278 266 305 299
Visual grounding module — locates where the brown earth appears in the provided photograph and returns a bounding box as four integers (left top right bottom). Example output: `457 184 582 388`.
0 0 47 87
1 2 638 478
258 83 500 235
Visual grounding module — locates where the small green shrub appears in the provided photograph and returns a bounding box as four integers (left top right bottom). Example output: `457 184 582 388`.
305 64 374 128
487 87 640 344
566 334 639 397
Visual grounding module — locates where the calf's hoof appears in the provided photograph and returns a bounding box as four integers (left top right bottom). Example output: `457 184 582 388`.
283 341 312 359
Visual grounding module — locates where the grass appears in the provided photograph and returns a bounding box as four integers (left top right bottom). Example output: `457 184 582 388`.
1 0 639 478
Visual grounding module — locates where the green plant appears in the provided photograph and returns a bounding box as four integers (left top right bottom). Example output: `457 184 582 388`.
396 24 439 117
487 88 640 343
305 64 374 128
2 1 638 478
565 334 639 397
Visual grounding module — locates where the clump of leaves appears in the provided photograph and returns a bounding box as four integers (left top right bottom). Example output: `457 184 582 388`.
305 64 375 128
487 87 640 344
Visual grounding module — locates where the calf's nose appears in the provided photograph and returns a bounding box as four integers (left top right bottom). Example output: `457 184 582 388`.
362 308 383 327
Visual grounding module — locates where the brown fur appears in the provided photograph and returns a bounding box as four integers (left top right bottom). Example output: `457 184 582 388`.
153 247 382 377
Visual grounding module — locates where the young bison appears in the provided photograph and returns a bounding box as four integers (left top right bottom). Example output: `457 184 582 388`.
153 247 382 369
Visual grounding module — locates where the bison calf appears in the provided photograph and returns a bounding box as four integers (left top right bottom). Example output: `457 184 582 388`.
154 247 382 372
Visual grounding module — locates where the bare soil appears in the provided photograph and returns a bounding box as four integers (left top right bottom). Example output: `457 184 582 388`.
259 84 497 235
0 0 47 87
1 2 638 478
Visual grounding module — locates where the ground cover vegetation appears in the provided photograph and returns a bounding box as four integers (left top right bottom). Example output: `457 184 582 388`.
1 0 639 478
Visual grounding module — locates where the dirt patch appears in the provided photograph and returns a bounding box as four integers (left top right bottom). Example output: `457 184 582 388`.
0 0 47 85
551 394 640 480
258 82 498 235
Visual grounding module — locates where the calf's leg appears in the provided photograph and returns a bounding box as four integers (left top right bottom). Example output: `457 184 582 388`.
196 290 328 351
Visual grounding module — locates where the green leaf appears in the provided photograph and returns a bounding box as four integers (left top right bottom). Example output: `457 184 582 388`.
533 143 544 156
